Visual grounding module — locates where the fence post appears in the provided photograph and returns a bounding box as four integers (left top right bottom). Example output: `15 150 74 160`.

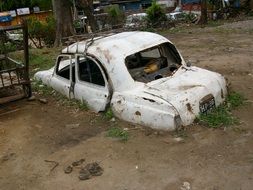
22 20 32 97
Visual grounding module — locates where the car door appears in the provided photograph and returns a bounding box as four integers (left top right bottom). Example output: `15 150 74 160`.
50 54 74 98
74 54 111 112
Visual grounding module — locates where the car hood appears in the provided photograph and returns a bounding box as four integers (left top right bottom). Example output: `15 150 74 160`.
141 66 227 125
34 68 54 85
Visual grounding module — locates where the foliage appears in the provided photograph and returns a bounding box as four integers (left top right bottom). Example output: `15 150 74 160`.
43 16 56 46
226 91 245 109
30 0 52 10
146 1 167 28
33 80 89 110
0 41 17 54
27 16 56 48
105 5 125 26
198 92 245 128
183 13 198 23
107 127 129 141
104 108 114 120
198 106 238 128
0 0 52 11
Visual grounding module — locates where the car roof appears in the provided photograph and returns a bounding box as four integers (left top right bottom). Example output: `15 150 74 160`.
62 31 170 61
62 31 171 91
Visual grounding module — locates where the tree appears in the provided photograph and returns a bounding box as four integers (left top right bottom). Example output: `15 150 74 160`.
77 0 98 32
199 0 208 25
105 5 124 26
146 1 167 28
0 0 52 11
53 0 74 47
30 0 52 10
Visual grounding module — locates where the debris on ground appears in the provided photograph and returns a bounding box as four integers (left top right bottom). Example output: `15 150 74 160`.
180 181 191 190
44 160 59 171
63 159 103 180
173 137 184 142
84 162 103 176
79 168 91 180
79 162 103 180
65 123 80 129
0 153 16 163
27 96 36 101
64 165 73 174
72 158 85 166
39 98 48 104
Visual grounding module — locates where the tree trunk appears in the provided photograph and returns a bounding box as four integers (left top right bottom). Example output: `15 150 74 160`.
199 0 208 25
78 0 98 32
53 0 74 47
250 0 253 10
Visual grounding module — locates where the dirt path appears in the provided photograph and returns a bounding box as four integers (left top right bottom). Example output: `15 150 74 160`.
1 19 253 190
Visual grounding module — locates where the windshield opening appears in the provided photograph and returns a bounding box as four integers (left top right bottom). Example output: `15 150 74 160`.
125 42 182 83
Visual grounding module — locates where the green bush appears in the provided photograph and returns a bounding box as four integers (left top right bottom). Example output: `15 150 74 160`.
105 5 125 26
0 41 17 54
27 16 56 48
146 1 167 28
43 16 56 46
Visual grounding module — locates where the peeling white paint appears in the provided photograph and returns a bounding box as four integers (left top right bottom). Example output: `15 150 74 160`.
35 31 227 131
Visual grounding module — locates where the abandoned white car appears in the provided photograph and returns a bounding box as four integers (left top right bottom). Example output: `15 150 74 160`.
35 32 227 130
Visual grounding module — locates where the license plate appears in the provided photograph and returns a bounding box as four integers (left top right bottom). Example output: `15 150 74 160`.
199 95 215 114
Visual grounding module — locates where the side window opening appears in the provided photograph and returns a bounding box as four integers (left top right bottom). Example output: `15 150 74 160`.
56 56 74 80
77 56 105 86
125 42 182 83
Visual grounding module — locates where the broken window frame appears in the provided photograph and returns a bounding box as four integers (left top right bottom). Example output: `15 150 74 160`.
75 54 108 88
125 42 182 83
54 54 73 82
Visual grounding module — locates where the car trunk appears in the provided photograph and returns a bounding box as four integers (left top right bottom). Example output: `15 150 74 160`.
143 66 227 125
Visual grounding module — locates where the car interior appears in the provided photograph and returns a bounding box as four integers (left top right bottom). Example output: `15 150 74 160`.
125 42 182 83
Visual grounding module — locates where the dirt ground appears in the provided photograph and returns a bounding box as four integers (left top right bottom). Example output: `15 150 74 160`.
1 19 253 190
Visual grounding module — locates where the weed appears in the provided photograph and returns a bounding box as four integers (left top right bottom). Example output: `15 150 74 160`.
198 106 238 128
174 128 188 138
226 92 245 109
65 99 89 111
104 108 114 120
33 80 89 111
9 47 59 76
207 20 224 27
107 127 129 141
198 92 245 128
32 80 53 95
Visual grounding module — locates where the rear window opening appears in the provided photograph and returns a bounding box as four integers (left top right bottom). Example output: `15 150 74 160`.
125 42 182 83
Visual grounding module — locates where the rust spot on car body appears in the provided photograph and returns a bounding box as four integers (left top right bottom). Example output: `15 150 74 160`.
186 103 193 113
103 49 113 63
135 111 141 116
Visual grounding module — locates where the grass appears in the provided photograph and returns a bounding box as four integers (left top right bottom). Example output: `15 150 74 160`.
104 108 114 120
32 80 89 111
198 92 245 128
207 20 224 27
107 127 129 142
32 80 53 96
226 91 245 109
9 47 60 76
198 106 238 128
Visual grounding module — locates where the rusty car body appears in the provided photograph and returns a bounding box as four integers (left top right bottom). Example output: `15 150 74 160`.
35 32 227 130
